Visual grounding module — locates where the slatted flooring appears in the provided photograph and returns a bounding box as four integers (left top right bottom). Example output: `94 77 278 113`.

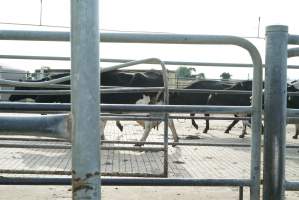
0 118 298 180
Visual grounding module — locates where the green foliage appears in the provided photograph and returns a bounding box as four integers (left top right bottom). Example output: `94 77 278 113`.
220 72 232 80
176 66 196 78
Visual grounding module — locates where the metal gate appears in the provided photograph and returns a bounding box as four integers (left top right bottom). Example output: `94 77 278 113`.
0 1 268 200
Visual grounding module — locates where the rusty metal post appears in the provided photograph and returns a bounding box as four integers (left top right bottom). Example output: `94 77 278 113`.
71 0 100 199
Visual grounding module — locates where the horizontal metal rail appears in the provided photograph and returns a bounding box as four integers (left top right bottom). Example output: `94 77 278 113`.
3 88 299 96
285 181 299 191
288 47 299 58
288 35 299 45
0 137 67 142
0 143 164 151
1 55 299 69
0 140 297 149
0 77 70 88
0 170 165 177
170 89 252 95
0 114 71 139
0 177 251 187
0 102 252 114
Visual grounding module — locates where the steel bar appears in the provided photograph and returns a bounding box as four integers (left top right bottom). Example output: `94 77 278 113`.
0 76 70 88
288 35 299 45
101 140 252 147
288 47 299 58
0 143 164 152
0 138 297 148
71 0 100 199
170 88 252 94
0 114 71 139
0 90 70 95
2 88 298 96
101 87 164 93
239 186 244 200
101 104 252 114
287 109 299 117
0 102 252 114
263 25 288 200
0 171 165 177
0 143 71 149
0 137 66 142
285 181 299 191
0 177 251 187
1 55 299 69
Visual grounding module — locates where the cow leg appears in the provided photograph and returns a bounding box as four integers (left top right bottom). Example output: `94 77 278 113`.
168 119 179 146
190 113 199 130
293 124 299 139
239 120 249 138
135 121 154 146
224 115 240 134
100 120 107 141
116 120 123 132
203 113 209 133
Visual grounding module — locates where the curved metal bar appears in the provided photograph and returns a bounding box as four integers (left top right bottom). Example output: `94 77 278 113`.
1 55 299 69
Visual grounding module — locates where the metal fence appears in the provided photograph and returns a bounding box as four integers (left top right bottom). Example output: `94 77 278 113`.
0 3 297 200
0 31 264 200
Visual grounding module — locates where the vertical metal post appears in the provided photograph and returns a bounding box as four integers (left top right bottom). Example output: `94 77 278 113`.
263 25 288 200
239 186 243 200
71 0 100 199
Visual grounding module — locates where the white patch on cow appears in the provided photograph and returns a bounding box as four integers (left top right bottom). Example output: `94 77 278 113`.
101 94 179 144
293 81 299 90
136 95 151 104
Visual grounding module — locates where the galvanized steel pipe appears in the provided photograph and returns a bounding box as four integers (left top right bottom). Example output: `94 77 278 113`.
263 25 288 200
0 114 71 139
71 0 100 199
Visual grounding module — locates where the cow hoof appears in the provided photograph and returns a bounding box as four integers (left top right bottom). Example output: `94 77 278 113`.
193 125 199 130
224 130 230 134
293 135 298 139
203 130 208 134
239 134 245 138
172 140 179 147
134 142 143 147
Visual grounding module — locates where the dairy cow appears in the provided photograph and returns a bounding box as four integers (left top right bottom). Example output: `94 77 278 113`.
170 80 236 133
9 70 179 144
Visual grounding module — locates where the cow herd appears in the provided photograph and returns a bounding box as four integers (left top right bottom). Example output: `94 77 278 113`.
7 70 299 144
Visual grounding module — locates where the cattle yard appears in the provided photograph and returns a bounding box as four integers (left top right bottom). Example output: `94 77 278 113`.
0 9 298 200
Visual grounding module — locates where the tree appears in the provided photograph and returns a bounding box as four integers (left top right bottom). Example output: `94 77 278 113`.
220 72 232 80
175 66 196 78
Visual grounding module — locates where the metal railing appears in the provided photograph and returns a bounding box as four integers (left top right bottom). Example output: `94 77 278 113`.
0 30 264 199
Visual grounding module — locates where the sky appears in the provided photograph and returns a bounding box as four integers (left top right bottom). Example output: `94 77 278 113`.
0 0 298 80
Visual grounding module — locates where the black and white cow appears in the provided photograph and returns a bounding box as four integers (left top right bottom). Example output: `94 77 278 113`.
287 81 299 139
170 80 236 133
207 80 254 138
9 70 179 144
